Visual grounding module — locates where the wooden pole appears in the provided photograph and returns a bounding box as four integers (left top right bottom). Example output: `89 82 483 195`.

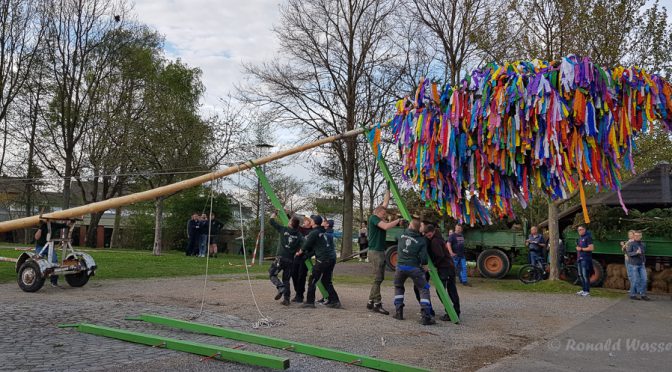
0 125 380 233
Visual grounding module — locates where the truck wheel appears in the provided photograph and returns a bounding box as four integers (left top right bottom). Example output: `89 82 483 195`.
65 271 91 287
477 249 510 279
385 246 398 271
17 260 45 292
590 260 604 287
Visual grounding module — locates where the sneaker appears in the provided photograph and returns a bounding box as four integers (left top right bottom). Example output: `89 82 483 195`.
462 282 472 287
366 301 374 310
420 316 436 325
317 298 326 304
326 302 342 309
292 296 304 303
629 295 640 300
580 291 590 297
439 314 451 321
576 290 585 296
50 282 61 288
392 309 404 320
302 302 316 308
640 296 651 301
274 289 284 301
372 303 390 315
280 299 290 306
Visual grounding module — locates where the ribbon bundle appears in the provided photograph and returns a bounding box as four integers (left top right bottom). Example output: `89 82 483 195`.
386 56 672 225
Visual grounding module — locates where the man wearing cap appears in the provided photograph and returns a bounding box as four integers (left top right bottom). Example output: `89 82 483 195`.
366 190 401 315
268 213 304 306
299 215 341 309
392 217 435 325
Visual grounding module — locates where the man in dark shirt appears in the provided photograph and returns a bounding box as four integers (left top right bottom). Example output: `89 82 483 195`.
34 220 71 287
414 223 461 320
526 226 546 269
290 216 313 303
185 213 200 256
393 218 435 325
575 225 594 297
299 215 341 309
447 224 470 286
269 213 304 305
625 231 650 301
366 190 401 315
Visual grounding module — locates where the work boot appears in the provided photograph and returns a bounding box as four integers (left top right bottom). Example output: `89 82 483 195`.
366 301 374 310
274 288 284 301
326 301 342 309
440 314 451 322
292 296 304 303
302 302 316 308
372 303 390 315
317 298 326 304
420 316 436 325
392 308 404 320
281 299 290 306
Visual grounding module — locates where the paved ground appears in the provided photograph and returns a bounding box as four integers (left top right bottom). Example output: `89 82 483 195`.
3 261 664 371
481 295 672 372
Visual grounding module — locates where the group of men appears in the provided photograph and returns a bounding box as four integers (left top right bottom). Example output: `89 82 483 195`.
186 213 223 257
267 213 341 308
267 191 463 325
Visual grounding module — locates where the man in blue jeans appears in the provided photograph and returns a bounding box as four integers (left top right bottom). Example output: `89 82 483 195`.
447 224 470 286
34 220 70 287
526 226 546 269
575 225 594 297
626 231 650 301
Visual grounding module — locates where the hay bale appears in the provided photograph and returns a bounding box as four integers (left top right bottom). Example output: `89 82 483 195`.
620 265 629 278
651 280 669 293
658 268 672 283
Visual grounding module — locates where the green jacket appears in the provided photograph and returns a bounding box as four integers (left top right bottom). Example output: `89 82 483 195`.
396 228 428 268
270 218 304 260
302 226 335 261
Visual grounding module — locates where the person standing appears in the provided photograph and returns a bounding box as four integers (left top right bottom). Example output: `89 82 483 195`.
447 225 470 286
290 216 313 303
575 225 594 297
526 226 546 269
366 190 401 315
300 215 341 309
207 213 224 258
197 213 209 257
392 218 435 325
34 220 71 287
269 213 304 305
186 213 200 256
414 222 460 320
358 222 368 261
626 231 650 301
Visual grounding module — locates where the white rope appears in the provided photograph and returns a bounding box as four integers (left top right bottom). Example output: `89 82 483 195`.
236 165 284 329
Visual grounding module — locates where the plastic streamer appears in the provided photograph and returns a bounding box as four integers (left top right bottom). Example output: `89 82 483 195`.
382 56 672 225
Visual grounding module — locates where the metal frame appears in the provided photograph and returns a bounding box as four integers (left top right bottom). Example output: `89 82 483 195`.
366 130 460 323
254 166 329 299
127 314 430 372
60 323 289 370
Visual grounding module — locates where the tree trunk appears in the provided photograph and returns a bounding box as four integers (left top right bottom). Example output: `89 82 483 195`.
0 118 7 175
110 207 122 249
152 197 164 256
548 201 559 280
86 212 104 247
63 156 73 209
341 136 356 258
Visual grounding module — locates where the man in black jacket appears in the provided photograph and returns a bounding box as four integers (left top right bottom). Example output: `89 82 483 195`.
415 222 461 320
269 213 304 305
290 216 313 303
298 215 341 309
185 213 200 256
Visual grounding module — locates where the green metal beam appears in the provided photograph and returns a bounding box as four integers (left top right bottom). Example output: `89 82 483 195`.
254 166 329 300
62 323 289 370
366 129 460 324
130 314 431 372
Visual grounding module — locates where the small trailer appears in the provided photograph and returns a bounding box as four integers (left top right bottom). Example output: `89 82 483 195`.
5 218 97 292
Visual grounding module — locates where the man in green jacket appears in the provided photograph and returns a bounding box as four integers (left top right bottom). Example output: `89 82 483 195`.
269 213 304 306
298 215 341 309
392 218 435 325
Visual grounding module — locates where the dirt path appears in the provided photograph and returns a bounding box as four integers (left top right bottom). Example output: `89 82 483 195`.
0 269 618 371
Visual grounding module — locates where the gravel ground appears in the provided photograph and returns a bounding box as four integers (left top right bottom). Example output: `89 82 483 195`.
0 263 618 372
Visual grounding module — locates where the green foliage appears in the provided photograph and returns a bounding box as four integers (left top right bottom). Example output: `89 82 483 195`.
127 186 231 250
567 205 672 239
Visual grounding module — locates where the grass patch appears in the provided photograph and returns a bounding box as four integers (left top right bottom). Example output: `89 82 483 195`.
471 277 623 298
0 247 265 284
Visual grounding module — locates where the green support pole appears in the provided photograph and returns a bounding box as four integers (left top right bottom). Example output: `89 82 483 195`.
61 323 289 370
254 166 329 300
366 130 460 324
129 314 430 372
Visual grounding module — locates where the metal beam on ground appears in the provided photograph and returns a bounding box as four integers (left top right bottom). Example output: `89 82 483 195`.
365 129 460 324
127 314 431 372
60 323 289 370
254 166 329 299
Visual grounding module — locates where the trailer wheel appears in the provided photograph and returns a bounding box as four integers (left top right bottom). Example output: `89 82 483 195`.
385 246 398 271
17 260 45 293
477 249 510 279
590 260 604 287
65 271 91 287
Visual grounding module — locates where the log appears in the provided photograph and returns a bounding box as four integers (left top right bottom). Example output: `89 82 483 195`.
0 124 380 233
